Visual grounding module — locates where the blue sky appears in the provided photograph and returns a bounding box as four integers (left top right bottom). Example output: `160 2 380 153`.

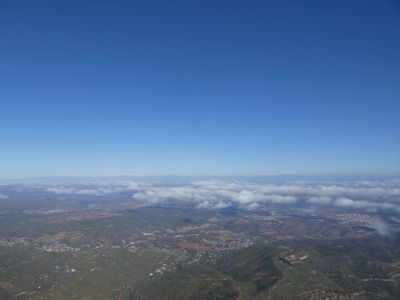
1 0 399 177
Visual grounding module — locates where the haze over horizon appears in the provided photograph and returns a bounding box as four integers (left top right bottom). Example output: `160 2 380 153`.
1 0 399 177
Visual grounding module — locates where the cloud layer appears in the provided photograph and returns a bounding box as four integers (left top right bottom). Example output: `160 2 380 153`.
44 179 400 213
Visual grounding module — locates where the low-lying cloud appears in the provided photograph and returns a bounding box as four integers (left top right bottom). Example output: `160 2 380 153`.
370 220 389 235
46 181 143 196
44 178 400 213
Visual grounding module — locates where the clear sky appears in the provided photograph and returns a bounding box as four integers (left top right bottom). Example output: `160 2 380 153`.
1 0 399 177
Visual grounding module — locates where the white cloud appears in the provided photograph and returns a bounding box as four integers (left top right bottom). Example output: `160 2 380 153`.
196 201 212 209
307 196 332 205
263 194 298 204
370 220 389 235
46 181 144 196
131 183 298 209
245 202 261 210
46 186 116 196
334 197 356 207
333 197 399 211
213 201 231 209
43 178 400 213
0 194 8 200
